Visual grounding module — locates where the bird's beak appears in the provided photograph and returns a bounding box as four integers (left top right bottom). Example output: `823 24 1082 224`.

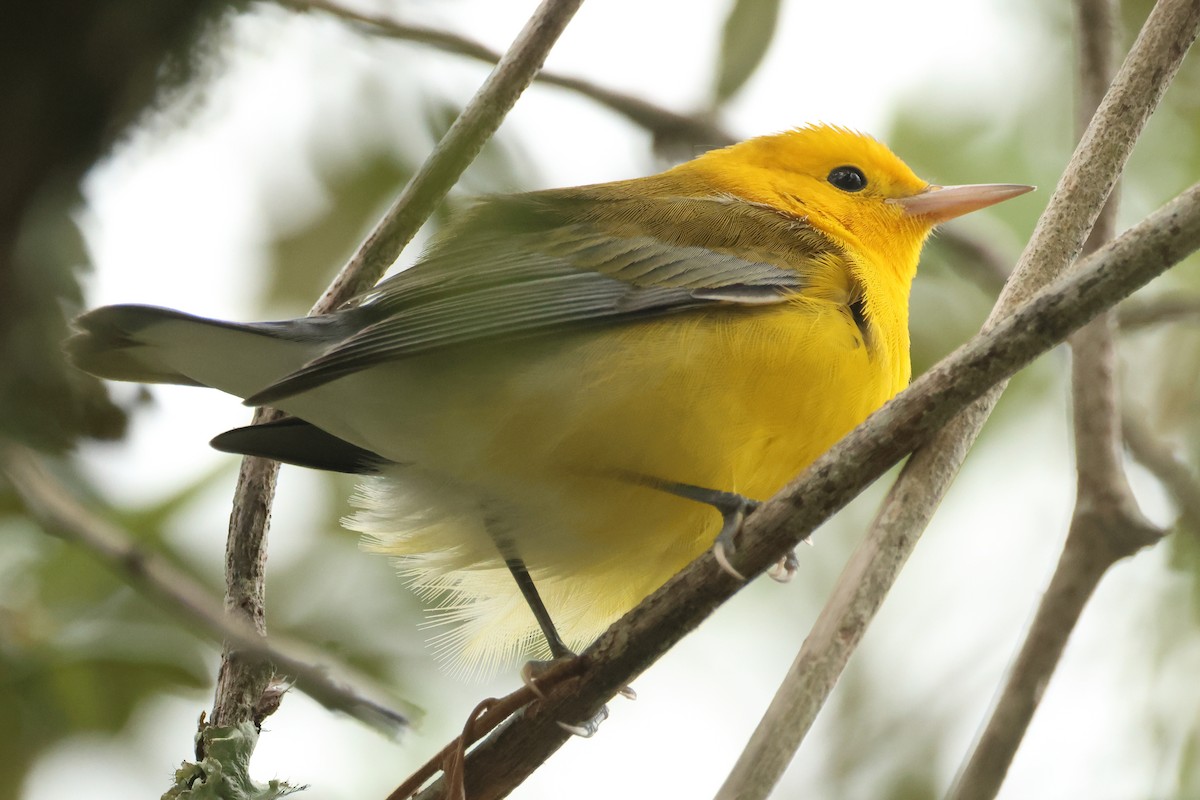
891 183 1034 224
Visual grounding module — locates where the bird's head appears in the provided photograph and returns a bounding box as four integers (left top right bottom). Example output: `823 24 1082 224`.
686 124 1032 278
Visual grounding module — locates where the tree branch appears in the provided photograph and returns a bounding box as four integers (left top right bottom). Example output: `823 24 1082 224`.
207 0 585 749
712 2 1200 797
0 444 410 733
936 226 1012 295
1123 411 1200 534
1069 0 1128 499
949 3 1166 796
311 0 587 311
209 442 280 732
279 0 734 154
400 180 1200 800
947 505 1160 800
1118 294 1200 330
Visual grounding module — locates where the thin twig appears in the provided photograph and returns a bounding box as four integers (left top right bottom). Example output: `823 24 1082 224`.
938 193 1200 338
1118 295 1200 330
949 509 1159 800
405 182 1200 800
0 444 411 733
936 227 1011 296
207 0 585 746
713 3 1200 797
949 3 1166 796
1123 412 1200 533
387 658 586 800
280 0 734 154
311 0 587 310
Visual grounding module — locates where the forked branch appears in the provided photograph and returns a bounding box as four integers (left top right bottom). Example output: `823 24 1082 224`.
949 3 1166 796
714 1 1199 797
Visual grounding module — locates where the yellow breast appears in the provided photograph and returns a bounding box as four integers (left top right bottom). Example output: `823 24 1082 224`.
348 269 911 672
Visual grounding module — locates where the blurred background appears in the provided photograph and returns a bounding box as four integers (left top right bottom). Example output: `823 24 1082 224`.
3 0 1200 797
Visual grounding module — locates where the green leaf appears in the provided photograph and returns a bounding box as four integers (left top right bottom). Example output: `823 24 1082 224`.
713 0 783 105
265 152 415 310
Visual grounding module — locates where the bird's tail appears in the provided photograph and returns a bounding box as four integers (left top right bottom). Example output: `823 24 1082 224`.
65 304 329 401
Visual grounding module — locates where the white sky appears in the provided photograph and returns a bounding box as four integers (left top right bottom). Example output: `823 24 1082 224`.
28 1 1197 799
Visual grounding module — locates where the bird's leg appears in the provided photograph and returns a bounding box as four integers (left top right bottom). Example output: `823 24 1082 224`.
621 474 761 580
502 554 573 660
488 523 618 737
484 517 572 660
506 553 621 737
623 473 801 581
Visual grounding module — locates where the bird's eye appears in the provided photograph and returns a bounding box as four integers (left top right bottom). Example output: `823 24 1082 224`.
827 166 867 192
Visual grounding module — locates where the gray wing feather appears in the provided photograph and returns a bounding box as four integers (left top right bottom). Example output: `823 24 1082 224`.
246 196 833 406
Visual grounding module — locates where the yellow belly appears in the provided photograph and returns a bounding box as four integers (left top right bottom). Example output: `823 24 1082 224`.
317 297 905 673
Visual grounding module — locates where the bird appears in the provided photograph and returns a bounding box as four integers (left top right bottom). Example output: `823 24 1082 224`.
67 124 1032 677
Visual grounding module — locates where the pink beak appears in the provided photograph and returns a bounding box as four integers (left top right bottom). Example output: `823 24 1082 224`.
891 183 1034 224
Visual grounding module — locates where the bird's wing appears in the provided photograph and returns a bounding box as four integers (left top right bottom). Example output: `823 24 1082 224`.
246 191 843 405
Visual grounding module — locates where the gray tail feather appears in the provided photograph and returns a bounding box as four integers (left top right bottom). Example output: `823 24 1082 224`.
66 303 362 401
65 305 216 386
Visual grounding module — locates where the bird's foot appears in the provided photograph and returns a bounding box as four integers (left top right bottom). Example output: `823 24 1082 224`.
611 470 763 579
521 656 634 738
707 492 761 581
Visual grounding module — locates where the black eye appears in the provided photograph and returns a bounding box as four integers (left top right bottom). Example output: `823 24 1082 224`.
828 166 867 192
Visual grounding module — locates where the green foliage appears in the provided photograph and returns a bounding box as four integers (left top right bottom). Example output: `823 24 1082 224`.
0 511 211 800
712 0 782 104
261 96 532 314
1169 524 1200 619
3 191 129 452
265 152 414 310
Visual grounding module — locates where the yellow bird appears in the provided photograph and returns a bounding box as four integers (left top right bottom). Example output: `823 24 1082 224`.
68 125 1030 676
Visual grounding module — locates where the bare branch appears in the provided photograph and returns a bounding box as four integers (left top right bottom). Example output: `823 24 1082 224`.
712 2 1200 797
949 4 1167 797
401 182 1200 800
0 444 410 733
385 659 586 800
939 197 1200 338
311 0 586 311
1069 0 1128 498
714 426 977 800
936 226 1011 295
994 0 1199 319
1118 294 1200 330
210 438 280 730
950 510 1159 800
1123 412 1200 533
280 0 734 154
208 0 585 744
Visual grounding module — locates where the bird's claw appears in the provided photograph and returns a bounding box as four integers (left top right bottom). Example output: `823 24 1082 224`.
522 656 633 737
556 704 610 738
767 548 799 583
614 472 763 580
712 537 745 581
711 494 760 580
520 659 557 701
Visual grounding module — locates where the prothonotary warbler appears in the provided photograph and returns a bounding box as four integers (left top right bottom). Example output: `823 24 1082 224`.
68 124 1032 675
